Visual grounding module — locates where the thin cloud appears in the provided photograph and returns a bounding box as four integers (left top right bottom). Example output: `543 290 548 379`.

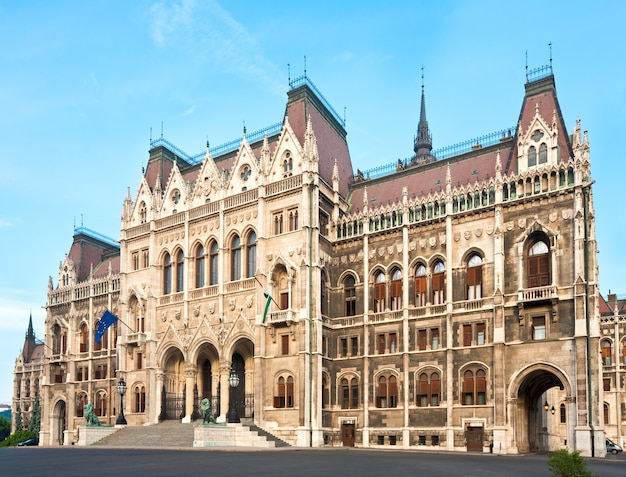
147 0 284 96
0 219 12 228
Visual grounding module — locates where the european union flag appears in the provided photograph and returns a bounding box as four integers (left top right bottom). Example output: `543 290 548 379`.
95 310 118 344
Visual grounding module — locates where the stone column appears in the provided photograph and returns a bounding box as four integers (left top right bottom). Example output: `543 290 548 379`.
217 363 231 423
182 364 197 423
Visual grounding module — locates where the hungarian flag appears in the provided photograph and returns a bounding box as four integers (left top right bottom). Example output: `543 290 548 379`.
95 310 118 344
262 291 273 324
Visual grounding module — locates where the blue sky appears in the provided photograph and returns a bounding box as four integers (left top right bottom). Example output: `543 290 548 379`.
0 0 624 404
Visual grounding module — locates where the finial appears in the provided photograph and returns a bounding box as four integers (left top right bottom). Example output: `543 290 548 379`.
421 65 424 91
549 41 553 72
343 106 346 127
161 121 163 138
243 121 246 137
288 63 291 86
525 50 528 82
150 126 152 143
304 55 307 78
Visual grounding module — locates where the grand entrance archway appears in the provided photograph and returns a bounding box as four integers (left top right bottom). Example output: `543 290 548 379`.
195 342 220 420
511 364 571 453
229 338 255 421
53 400 66 445
160 347 186 420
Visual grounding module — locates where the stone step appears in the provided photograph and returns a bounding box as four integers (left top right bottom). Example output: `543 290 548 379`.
93 421 194 448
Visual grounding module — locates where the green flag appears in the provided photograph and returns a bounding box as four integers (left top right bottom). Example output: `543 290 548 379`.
262 291 272 323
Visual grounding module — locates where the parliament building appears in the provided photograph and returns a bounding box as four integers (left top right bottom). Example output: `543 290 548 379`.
14 65 609 455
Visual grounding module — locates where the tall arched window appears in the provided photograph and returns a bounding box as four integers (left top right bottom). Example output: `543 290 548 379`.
376 374 398 408
344 275 356 316
414 264 426 307
231 235 241 281
462 368 486 405
418 371 440 407
322 374 329 409
527 238 550 288
95 391 107 416
601 340 612 366
135 385 146 412
163 252 172 294
175 250 184 292
390 268 402 310
432 261 445 305
374 271 386 313
246 231 256 278
341 377 359 409
467 254 483 300
274 375 294 408
560 403 566 424
538 143 547 164
80 323 89 353
76 393 87 417
528 145 537 167
209 241 218 285
195 244 205 288
604 403 610 425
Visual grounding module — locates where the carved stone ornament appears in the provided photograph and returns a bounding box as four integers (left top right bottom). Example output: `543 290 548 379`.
429 237 436 248
549 210 558 222
475 228 482 238
229 298 236 311
208 302 215 314
486 225 494 235
245 295 253 308
518 218 526 229
464 231 472 240
454 232 461 242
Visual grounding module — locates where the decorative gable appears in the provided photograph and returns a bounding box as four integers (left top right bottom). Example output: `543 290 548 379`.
517 104 560 174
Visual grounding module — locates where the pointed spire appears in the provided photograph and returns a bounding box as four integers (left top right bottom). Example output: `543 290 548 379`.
26 312 35 341
413 67 434 164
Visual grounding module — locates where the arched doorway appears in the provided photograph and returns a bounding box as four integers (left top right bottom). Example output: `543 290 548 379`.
196 342 220 420
160 347 186 420
511 365 570 453
53 400 66 445
228 338 255 421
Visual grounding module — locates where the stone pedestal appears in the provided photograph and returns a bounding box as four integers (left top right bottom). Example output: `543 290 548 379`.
77 425 118 446
193 423 274 448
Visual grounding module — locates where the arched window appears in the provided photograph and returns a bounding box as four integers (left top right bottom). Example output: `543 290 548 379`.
80 323 89 353
538 143 547 164
601 340 612 366
604 403 609 425
322 374 329 409
432 261 445 305
163 252 172 294
95 391 107 417
209 241 218 286
467 254 483 300
341 377 359 409
274 375 294 408
528 145 537 167
560 403 566 424
414 264 426 307
374 271 386 313
376 374 398 408
231 235 241 281
134 385 146 413
246 231 256 278
418 371 440 407
76 393 87 417
527 238 550 288
129 295 143 333
390 268 402 310
344 275 356 316
195 244 205 288
52 324 62 354
462 368 487 405
175 250 184 292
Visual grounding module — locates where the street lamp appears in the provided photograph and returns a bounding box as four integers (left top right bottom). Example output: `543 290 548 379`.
544 401 550 412
116 377 127 425
227 368 240 423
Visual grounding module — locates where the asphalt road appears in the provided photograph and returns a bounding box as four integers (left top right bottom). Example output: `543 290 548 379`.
2 447 625 477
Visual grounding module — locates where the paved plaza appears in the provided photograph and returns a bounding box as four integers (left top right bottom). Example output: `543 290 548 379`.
2 448 625 477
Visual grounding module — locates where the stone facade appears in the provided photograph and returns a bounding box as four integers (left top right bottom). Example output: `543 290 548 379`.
20 70 606 455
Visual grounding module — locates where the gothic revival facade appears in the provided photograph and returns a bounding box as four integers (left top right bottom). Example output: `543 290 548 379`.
26 67 605 455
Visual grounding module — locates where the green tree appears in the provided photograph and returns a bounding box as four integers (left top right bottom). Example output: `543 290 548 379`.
28 395 41 433
14 407 22 431
547 449 594 477
0 416 10 441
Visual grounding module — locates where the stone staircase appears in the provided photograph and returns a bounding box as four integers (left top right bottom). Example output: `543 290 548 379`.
92 420 195 448
91 420 290 449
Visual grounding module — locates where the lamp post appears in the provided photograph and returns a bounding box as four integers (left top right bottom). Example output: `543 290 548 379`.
116 377 127 425
227 368 240 423
544 401 550 412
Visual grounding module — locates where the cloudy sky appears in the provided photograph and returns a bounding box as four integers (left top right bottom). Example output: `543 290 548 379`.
1 0 624 403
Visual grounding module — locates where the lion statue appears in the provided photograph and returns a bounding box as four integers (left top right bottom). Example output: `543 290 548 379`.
200 398 216 424
84 403 101 426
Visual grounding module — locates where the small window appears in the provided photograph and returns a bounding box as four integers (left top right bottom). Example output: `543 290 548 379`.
532 316 546 340
601 340 612 366
344 275 356 317
432 261 445 305
414 264 427 307
390 269 402 310
374 271 386 312
281 334 289 355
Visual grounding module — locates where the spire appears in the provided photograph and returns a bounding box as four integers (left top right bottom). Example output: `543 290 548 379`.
25 312 35 341
413 67 434 164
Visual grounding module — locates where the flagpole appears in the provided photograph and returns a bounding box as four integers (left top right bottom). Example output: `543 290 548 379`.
253 276 279 308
